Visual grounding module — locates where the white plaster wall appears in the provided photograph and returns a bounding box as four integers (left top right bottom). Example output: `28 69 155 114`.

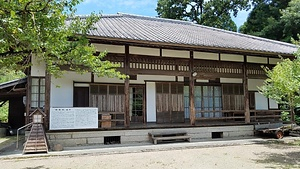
129 46 160 56
31 56 46 76
133 75 175 83
94 76 124 84
247 56 268 64
162 49 189 58
255 92 268 110
248 79 264 91
177 76 184 82
194 52 219 60
220 78 242 83
146 82 156 122
94 75 176 84
51 71 91 107
269 58 281 65
196 79 209 83
221 54 243 62
93 43 125 53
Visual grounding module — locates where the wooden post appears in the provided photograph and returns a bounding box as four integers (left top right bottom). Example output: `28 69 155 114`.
189 51 195 125
243 55 250 123
91 72 94 83
44 71 51 130
124 45 130 127
25 77 31 125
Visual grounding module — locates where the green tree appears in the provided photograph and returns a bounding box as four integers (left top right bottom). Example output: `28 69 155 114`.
240 0 299 43
156 0 251 31
0 0 125 78
259 42 300 122
281 0 300 42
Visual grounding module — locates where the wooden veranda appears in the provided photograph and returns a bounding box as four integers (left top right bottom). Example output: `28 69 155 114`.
33 43 286 130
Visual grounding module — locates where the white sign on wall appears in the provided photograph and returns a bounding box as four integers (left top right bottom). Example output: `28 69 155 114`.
50 108 98 130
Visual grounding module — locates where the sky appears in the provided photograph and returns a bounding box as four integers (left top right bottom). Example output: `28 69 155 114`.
76 0 250 28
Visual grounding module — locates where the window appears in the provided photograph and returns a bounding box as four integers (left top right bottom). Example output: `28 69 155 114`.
31 77 45 108
184 85 222 118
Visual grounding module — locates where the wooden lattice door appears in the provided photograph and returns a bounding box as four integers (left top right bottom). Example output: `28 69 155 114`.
130 86 145 123
156 83 184 123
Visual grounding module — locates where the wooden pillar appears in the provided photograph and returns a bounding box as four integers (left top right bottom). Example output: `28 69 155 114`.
124 45 130 127
243 55 250 123
91 72 94 83
189 51 195 125
25 77 31 125
44 71 51 130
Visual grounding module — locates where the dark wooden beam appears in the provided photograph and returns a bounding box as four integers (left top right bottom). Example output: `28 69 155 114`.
243 55 250 123
124 45 130 127
91 72 94 83
25 77 31 125
189 51 195 125
44 71 51 130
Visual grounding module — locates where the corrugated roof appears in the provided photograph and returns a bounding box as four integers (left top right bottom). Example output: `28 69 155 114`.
0 78 27 90
77 13 298 55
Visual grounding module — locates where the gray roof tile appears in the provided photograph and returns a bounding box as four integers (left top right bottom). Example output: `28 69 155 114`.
78 13 297 55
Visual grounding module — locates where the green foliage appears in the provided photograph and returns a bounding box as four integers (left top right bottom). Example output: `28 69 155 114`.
281 111 290 122
281 0 300 42
156 0 251 31
259 42 300 122
240 0 299 43
0 103 8 123
281 111 300 124
0 0 126 79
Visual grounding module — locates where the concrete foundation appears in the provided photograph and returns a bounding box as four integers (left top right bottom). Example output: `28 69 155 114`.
46 125 254 147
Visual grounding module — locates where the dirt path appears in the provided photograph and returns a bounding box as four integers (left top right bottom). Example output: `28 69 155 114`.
1 142 300 169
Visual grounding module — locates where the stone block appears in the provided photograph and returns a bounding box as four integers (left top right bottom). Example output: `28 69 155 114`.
48 133 72 140
52 144 64 151
121 135 149 143
87 137 104 144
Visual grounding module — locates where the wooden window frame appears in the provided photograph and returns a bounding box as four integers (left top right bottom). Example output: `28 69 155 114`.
30 77 45 109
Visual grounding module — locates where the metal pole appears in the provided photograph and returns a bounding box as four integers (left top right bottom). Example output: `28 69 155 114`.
16 122 32 149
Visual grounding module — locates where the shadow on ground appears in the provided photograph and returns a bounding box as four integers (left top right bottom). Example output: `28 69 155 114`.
253 140 300 169
0 136 24 155
22 166 49 169
256 151 300 169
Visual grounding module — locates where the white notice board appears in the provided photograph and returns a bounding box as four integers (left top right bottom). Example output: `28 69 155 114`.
50 107 98 130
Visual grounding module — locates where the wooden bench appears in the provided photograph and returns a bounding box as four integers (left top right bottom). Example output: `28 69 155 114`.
148 131 191 144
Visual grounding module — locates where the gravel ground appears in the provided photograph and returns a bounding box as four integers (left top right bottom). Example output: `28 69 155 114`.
1 141 300 169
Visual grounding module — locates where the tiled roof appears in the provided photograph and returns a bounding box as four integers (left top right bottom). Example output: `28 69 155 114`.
80 13 297 55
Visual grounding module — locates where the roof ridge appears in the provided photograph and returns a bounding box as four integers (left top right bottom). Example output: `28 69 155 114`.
117 13 194 26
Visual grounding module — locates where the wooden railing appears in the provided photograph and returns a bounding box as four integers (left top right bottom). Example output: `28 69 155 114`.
195 110 245 121
195 110 282 122
105 54 270 78
129 55 189 72
250 110 282 122
98 112 125 128
194 60 243 74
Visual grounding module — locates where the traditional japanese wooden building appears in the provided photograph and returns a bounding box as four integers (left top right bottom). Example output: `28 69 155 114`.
24 13 298 146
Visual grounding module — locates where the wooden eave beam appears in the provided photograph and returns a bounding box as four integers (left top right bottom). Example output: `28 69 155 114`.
88 36 295 59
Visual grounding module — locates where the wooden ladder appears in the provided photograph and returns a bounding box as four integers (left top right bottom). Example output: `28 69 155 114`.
23 123 48 154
